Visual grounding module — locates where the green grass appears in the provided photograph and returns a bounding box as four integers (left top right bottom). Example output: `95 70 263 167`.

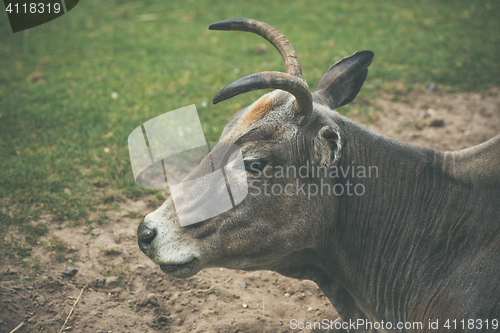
0 0 499 258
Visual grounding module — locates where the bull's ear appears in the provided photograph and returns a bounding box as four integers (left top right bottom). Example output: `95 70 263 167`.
314 126 343 166
314 50 374 110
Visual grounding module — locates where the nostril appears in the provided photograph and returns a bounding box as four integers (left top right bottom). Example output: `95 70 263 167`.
137 222 157 254
139 227 156 243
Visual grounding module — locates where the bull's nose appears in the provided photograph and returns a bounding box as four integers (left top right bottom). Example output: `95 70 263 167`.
137 221 157 254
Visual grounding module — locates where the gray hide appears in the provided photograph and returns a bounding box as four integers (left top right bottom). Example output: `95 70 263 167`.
138 19 500 333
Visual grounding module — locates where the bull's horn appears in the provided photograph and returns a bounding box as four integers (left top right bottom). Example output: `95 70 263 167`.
209 18 313 116
209 18 303 79
213 71 312 116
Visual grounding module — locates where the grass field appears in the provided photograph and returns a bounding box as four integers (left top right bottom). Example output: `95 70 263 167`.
1 0 499 259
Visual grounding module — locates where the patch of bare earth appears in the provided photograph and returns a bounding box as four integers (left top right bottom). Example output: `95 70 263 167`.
354 85 500 151
1 86 499 333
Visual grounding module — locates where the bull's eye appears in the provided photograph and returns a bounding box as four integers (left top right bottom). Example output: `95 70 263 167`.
244 159 268 174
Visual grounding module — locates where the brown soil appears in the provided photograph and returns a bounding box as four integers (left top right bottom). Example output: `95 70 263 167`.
1 86 499 333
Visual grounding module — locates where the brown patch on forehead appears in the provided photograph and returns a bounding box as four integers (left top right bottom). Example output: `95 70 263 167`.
222 95 276 142
241 95 275 128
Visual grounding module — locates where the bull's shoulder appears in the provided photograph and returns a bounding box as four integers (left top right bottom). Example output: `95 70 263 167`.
442 134 500 188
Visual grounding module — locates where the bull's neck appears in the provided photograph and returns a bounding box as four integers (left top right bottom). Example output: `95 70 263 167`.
324 115 447 322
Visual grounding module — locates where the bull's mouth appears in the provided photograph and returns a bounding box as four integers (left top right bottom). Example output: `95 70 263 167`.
159 257 201 278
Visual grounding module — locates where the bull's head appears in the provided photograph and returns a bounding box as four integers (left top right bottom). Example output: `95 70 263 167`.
137 18 373 280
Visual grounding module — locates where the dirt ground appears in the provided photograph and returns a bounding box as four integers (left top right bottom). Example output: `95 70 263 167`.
1 86 499 333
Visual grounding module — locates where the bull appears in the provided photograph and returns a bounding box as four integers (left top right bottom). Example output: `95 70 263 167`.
137 19 500 332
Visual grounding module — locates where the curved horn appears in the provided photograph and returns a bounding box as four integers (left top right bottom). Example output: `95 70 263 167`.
209 19 313 116
209 18 303 79
213 71 313 116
